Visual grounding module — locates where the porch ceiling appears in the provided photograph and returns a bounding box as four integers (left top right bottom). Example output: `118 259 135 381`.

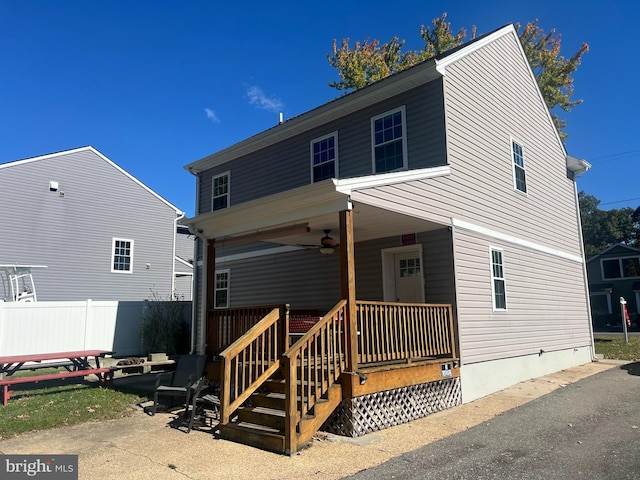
182 177 445 249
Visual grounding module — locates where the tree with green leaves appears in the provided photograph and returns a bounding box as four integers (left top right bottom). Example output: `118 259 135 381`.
327 13 588 140
579 191 637 257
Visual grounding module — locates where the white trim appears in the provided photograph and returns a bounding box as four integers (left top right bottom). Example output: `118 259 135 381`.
175 256 193 269
335 165 450 194
510 137 527 195
435 25 513 75
381 244 425 303
371 105 408 173
600 256 640 281
211 171 230 211
111 238 134 274
2 146 184 215
214 268 230 308
452 218 584 264
310 131 339 183
489 246 507 311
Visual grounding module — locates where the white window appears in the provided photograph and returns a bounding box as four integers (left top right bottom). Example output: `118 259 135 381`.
212 172 230 211
490 248 507 310
112 238 133 273
215 269 230 308
511 139 527 193
371 106 408 173
601 257 640 280
311 132 338 183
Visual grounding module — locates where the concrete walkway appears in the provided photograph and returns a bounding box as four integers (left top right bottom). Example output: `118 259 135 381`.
0 361 618 480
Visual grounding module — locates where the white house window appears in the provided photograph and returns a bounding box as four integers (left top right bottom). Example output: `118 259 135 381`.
212 172 230 211
490 248 507 310
511 140 527 193
112 238 133 273
601 257 640 280
372 106 407 173
215 269 230 308
311 132 338 183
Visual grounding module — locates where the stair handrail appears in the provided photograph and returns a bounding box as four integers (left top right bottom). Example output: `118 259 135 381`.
282 299 348 454
218 305 288 424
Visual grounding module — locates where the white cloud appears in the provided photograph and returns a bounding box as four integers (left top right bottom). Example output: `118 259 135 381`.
246 85 283 113
204 108 220 123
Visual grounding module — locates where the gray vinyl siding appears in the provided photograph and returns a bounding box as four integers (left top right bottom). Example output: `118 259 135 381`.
453 229 591 365
0 149 180 301
196 79 447 215
350 33 582 257
216 229 454 312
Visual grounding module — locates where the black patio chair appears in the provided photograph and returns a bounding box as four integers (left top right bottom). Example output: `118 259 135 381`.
186 379 220 432
151 354 207 416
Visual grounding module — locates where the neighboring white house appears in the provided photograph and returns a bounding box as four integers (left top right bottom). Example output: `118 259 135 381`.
0 146 193 301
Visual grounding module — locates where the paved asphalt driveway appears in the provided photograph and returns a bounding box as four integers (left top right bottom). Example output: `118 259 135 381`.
345 363 640 480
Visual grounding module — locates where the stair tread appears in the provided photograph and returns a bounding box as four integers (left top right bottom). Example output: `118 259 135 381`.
239 405 285 416
228 421 283 435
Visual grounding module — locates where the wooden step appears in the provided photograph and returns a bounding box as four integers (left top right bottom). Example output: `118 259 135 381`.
251 391 286 410
237 405 287 430
220 422 285 454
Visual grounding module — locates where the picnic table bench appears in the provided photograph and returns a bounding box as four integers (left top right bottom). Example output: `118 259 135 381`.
0 350 112 406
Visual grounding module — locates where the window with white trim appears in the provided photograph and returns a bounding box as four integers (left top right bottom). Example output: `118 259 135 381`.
112 238 133 273
511 140 527 193
215 269 230 308
311 132 338 183
490 248 507 310
601 256 640 280
372 106 407 173
211 172 230 211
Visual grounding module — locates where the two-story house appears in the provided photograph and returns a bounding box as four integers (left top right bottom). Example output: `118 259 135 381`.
182 24 593 454
0 146 193 301
587 243 640 329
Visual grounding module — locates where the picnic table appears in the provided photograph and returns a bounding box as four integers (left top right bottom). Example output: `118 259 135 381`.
0 350 113 406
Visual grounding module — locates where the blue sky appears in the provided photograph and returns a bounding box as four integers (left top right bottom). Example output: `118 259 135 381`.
1 1 638 217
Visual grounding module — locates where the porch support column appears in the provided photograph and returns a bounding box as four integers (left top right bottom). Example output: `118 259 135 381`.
205 239 216 354
339 209 358 372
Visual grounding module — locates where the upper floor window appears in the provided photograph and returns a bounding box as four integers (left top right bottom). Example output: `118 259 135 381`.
212 172 230 211
511 140 527 193
215 269 230 308
602 257 640 280
311 132 338 182
112 238 133 273
372 106 407 173
490 248 507 310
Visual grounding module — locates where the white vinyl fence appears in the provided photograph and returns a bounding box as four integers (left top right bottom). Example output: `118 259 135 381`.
0 300 192 357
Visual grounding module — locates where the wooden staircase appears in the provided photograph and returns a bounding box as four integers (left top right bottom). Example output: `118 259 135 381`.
219 367 343 454
215 301 349 455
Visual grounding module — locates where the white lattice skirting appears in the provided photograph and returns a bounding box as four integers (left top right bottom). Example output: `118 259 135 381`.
322 378 461 437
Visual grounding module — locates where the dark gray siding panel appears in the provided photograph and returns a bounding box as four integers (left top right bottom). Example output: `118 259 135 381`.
0 149 179 301
197 79 447 214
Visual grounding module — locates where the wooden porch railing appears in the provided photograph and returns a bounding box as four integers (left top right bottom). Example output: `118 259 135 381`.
218 305 288 423
207 304 289 356
356 301 456 366
282 300 348 454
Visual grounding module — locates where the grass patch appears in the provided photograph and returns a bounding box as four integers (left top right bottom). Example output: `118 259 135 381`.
0 368 147 440
594 334 640 361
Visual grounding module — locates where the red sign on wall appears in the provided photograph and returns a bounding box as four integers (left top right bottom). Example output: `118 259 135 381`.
401 233 416 245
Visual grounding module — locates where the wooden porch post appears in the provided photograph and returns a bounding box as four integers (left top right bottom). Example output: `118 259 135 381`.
339 209 358 372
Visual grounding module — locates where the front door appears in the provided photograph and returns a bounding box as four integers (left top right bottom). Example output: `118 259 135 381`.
393 251 423 302
382 245 425 303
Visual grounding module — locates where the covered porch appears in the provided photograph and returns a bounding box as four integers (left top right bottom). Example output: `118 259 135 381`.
183 177 460 454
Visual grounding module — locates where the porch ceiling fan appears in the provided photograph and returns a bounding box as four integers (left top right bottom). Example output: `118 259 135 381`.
298 229 339 254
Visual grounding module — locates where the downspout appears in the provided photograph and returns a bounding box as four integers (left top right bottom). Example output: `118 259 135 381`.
186 166 203 355
189 227 208 355
172 211 185 298
569 157 596 361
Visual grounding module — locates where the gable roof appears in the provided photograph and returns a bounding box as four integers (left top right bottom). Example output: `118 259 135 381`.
185 23 564 173
1 146 184 215
587 243 640 263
